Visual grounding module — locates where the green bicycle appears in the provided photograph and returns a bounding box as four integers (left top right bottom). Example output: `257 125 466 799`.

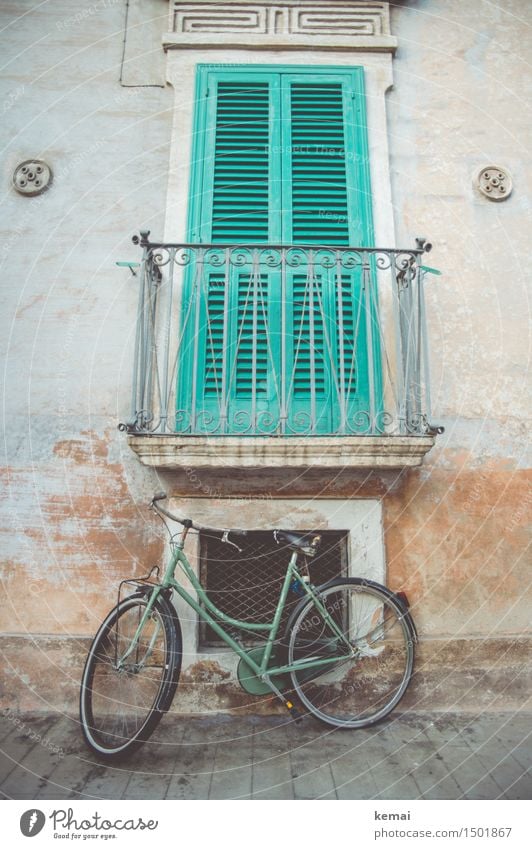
80 492 417 759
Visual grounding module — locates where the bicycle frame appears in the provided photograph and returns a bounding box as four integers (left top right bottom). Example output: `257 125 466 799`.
118 532 354 689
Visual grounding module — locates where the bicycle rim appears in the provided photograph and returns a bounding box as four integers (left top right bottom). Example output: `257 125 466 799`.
80 597 171 755
288 581 415 728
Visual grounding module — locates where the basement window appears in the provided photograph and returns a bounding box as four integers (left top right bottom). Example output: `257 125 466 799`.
199 530 348 647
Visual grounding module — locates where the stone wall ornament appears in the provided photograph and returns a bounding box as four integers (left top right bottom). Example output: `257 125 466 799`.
476 166 512 201
165 1 397 52
13 159 53 196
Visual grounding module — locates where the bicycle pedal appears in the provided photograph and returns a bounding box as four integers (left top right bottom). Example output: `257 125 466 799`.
285 701 303 723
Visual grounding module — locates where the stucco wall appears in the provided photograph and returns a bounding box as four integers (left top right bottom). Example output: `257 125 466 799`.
385 0 531 638
0 0 530 714
0 0 170 709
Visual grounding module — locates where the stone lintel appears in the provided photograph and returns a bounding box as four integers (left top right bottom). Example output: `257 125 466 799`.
162 33 397 52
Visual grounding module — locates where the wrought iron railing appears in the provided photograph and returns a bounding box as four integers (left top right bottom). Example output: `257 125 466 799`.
120 232 440 437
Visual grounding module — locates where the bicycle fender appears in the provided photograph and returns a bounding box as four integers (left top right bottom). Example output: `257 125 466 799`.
282 577 418 648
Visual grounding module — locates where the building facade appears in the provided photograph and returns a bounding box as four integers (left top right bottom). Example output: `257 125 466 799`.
1 0 530 715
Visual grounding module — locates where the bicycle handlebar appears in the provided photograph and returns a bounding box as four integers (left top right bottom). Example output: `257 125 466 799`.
150 492 249 538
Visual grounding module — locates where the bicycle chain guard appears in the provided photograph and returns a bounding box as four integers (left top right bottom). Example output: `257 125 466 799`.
237 646 291 696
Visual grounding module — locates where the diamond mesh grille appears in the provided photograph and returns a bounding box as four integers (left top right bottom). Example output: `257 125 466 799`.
199 530 348 646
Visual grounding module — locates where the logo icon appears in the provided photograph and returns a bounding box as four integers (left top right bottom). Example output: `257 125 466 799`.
20 810 46 837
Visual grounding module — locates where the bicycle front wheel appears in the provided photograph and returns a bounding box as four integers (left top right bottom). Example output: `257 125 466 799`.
80 592 182 759
287 578 415 728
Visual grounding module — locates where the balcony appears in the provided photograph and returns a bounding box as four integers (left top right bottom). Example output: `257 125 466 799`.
122 232 441 470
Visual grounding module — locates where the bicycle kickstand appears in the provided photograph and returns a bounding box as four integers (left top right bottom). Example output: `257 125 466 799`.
263 675 303 723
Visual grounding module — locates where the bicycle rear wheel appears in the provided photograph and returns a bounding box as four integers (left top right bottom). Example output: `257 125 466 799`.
287 578 415 728
80 592 181 759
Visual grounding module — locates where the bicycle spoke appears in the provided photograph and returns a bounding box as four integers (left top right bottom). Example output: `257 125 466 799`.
288 581 414 727
81 597 172 753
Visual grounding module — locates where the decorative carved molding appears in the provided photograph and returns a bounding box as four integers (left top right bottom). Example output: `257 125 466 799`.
175 5 270 33
164 2 396 52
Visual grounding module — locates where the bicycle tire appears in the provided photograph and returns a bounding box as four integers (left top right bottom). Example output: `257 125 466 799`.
287 578 415 728
80 591 182 760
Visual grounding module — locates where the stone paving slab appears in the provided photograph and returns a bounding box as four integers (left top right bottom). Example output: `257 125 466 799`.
251 721 295 800
0 711 530 801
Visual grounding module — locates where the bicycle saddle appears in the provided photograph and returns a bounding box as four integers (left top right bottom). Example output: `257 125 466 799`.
273 530 322 557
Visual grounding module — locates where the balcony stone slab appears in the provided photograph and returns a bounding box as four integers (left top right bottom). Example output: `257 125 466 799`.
128 435 435 469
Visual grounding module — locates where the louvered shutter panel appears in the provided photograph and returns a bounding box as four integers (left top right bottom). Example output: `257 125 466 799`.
340 274 358 397
197 76 279 431
204 274 225 397
284 80 351 431
292 274 326 398
289 82 349 245
235 273 269 397
211 81 271 242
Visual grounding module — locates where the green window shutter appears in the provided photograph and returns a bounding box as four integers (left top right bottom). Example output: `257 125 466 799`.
283 77 354 431
292 273 326 397
338 273 369 400
287 81 350 245
235 273 270 397
209 79 276 243
188 75 280 431
204 273 225 397
181 65 376 435
339 274 358 396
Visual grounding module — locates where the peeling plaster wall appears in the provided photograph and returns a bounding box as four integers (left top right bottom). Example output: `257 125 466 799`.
384 0 531 646
0 0 170 697
0 0 530 714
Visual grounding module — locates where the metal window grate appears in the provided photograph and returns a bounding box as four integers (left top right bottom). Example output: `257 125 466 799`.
199 530 348 646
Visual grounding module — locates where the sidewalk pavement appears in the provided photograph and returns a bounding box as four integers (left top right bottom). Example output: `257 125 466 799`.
1 710 530 800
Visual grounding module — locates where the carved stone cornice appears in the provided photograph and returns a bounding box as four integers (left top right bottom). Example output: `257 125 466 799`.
163 1 397 53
